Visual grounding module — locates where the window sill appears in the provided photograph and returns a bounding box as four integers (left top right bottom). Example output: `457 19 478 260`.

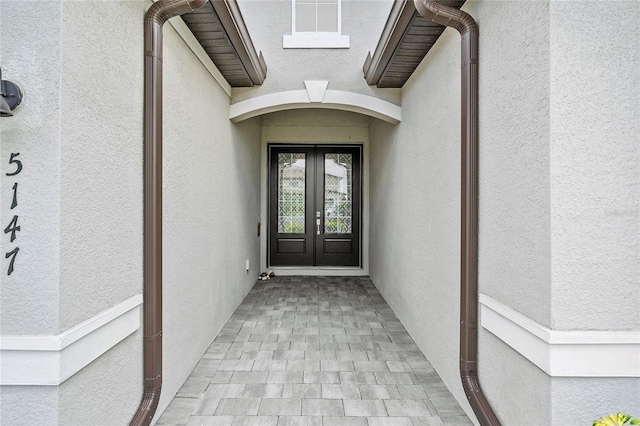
283 33 350 49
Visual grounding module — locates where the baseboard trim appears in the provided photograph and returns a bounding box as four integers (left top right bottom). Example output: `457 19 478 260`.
0 295 142 385
479 294 640 377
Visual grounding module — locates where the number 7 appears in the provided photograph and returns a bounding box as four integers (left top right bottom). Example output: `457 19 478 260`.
6 247 19 275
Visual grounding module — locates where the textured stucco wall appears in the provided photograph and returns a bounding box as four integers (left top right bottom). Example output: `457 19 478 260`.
0 0 61 336
549 1 639 331
369 21 472 417
2 0 261 424
551 377 640 425
59 333 142 426
156 19 263 422
59 0 145 333
371 1 639 424
547 2 640 422
370 2 553 424
0 386 58 426
233 0 399 105
54 1 146 423
0 2 62 422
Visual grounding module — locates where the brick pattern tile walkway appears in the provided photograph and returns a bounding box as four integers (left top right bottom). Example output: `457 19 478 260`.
157 276 472 426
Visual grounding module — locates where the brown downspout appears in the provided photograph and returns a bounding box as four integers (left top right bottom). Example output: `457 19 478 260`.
130 0 207 425
412 1 500 425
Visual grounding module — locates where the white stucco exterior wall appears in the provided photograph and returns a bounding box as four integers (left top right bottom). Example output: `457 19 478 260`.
369 19 476 421
371 1 639 425
1 2 62 423
2 1 261 424
157 19 262 420
233 0 400 105
548 2 640 423
0 0 61 337
55 1 147 423
549 1 639 332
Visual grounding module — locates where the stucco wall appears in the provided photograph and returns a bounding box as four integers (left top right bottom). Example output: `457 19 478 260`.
547 2 640 422
2 0 261 424
158 19 263 418
549 1 639 331
0 1 62 423
53 1 147 423
0 0 61 336
370 2 554 424
369 18 473 418
370 1 639 425
233 0 400 105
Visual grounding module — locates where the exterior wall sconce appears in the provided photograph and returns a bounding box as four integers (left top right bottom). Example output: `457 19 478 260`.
0 68 23 117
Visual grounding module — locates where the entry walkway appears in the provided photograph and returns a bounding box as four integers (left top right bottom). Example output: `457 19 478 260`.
157 276 472 426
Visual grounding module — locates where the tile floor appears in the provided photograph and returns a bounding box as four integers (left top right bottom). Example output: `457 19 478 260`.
157 276 472 426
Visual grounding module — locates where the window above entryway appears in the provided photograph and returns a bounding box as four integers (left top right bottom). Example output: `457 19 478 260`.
283 0 350 49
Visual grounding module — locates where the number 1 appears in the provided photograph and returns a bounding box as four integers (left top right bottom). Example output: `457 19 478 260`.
11 182 18 209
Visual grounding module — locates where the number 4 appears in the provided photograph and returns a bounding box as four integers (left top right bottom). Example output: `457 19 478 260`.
4 215 20 242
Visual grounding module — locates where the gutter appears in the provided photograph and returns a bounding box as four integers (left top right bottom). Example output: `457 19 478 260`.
412 1 500 425
130 0 207 425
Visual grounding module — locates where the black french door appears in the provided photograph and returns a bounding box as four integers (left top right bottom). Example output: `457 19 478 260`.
268 145 361 267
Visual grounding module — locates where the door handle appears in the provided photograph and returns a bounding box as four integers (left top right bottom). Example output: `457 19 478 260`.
316 219 321 235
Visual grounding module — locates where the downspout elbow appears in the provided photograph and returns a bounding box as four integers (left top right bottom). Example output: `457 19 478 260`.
414 0 478 37
145 0 208 26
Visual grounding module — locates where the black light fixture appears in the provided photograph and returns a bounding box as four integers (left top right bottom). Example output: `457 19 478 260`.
1 68 23 117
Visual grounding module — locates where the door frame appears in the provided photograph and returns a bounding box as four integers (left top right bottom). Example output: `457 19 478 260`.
266 143 363 269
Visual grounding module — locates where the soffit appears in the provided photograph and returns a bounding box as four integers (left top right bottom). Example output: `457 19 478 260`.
182 0 267 87
364 0 465 88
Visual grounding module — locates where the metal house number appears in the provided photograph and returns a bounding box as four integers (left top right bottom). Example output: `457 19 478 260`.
4 152 22 275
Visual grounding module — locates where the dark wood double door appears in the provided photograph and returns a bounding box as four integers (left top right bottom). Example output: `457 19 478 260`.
269 145 361 267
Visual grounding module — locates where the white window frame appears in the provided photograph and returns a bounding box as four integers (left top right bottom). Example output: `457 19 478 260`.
283 0 350 49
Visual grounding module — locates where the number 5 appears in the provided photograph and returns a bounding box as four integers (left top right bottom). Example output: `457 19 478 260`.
6 152 23 176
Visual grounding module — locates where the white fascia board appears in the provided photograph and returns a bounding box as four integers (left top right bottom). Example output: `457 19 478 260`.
168 16 232 97
230 89 401 124
479 294 640 377
0 295 142 385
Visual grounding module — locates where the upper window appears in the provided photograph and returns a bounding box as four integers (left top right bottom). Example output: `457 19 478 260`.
283 0 350 49
295 0 339 33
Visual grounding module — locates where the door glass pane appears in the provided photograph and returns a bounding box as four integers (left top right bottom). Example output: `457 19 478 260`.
324 153 352 234
278 153 306 233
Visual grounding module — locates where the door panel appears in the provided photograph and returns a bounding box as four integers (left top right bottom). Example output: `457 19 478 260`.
269 145 361 267
269 147 315 266
315 147 361 266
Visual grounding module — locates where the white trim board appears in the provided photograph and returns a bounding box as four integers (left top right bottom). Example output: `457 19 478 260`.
0 295 142 386
283 34 350 49
479 294 640 377
231 83 401 124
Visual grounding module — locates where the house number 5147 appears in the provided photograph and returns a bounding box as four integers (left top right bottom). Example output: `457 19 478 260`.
4 152 22 275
